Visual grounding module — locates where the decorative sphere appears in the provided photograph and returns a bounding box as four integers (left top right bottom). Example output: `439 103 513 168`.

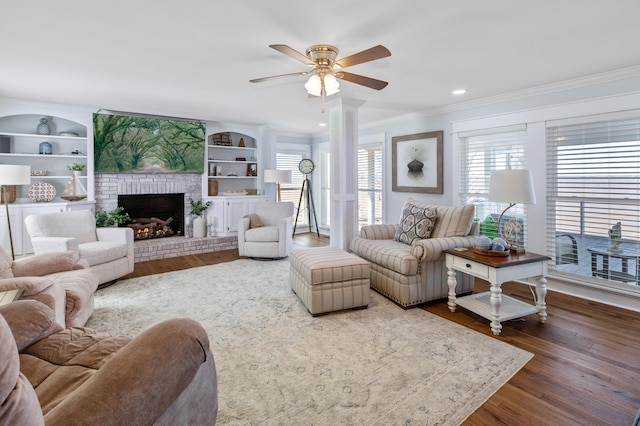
492 237 507 247
475 236 492 250
491 242 506 252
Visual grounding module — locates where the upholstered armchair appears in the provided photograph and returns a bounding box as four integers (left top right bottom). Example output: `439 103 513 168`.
24 210 134 286
0 246 98 328
0 300 218 425
238 201 294 259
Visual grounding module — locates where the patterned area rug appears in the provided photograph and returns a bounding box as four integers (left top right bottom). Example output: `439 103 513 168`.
88 258 532 425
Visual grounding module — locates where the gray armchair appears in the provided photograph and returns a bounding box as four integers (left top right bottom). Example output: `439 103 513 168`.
238 201 294 259
24 210 134 286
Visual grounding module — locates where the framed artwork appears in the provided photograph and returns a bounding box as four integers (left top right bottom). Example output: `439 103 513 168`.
392 131 443 194
247 163 257 176
93 113 205 173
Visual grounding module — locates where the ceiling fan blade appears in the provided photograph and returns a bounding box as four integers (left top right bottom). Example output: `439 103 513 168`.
334 45 391 69
338 71 388 90
250 71 309 83
269 44 315 66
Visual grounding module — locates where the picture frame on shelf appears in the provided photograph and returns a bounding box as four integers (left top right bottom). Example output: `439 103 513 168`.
392 130 443 194
247 163 257 177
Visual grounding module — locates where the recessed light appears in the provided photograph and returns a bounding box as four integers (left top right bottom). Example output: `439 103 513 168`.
452 89 467 95
319 123 327 127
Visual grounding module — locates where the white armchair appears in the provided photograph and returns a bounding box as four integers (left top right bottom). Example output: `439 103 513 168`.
238 201 294 259
24 210 134 286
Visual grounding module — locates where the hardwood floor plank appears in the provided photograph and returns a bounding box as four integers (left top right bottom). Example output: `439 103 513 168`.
122 234 640 425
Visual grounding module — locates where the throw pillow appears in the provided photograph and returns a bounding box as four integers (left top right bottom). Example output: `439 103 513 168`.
394 202 437 245
244 214 264 229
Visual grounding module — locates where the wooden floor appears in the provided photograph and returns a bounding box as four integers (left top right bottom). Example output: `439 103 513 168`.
126 233 640 425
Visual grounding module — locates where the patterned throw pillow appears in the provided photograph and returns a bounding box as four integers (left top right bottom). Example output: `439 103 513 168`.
394 203 438 245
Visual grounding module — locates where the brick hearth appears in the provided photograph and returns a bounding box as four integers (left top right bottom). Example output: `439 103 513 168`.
134 235 237 262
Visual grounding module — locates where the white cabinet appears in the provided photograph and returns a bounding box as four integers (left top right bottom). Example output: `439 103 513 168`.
206 132 259 196
205 195 267 236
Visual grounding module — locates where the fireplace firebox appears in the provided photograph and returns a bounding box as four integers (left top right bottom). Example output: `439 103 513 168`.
118 193 184 240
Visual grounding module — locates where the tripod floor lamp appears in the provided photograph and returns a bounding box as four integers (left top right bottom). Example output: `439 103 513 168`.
263 169 292 202
0 165 31 260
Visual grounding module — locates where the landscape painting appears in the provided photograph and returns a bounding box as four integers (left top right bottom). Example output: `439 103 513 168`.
93 113 205 173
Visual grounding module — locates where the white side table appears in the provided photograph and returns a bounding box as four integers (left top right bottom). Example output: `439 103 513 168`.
444 248 550 336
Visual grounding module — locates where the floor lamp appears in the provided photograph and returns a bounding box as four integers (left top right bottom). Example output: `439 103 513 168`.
0 165 31 260
488 169 536 254
263 169 292 202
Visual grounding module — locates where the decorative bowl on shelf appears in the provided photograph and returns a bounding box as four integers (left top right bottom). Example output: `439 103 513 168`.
30 170 48 176
59 131 80 137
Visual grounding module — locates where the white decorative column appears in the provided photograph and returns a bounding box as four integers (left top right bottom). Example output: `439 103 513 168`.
325 98 364 250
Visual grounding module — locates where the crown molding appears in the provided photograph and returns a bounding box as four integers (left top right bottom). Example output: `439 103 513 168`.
359 66 640 130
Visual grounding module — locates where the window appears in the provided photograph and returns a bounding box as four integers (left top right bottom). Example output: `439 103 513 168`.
276 152 307 225
319 150 330 227
458 127 528 243
318 142 384 231
358 144 383 228
546 114 640 290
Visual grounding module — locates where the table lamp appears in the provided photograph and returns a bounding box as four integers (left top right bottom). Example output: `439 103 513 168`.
263 169 292 202
0 165 31 259
488 169 536 254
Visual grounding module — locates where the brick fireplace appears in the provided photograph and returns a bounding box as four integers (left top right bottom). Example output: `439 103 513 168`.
94 173 236 261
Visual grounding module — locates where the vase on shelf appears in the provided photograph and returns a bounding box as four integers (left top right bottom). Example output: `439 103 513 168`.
37 117 51 135
193 216 207 238
60 171 87 201
38 141 52 155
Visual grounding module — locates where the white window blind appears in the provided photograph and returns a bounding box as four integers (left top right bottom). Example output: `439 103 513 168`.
320 150 330 227
458 128 528 243
358 144 383 228
276 152 307 225
546 116 640 274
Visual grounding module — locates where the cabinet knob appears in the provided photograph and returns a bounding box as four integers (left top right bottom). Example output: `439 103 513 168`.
465 263 472 268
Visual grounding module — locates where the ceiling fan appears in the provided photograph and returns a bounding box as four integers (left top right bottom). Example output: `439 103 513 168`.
250 44 391 97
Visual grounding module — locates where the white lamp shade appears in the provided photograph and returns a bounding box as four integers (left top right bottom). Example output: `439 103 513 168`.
0 165 31 185
264 169 292 184
304 74 322 97
323 74 340 95
488 169 536 204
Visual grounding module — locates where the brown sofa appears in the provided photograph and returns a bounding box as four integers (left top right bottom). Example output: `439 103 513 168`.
0 247 98 328
0 300 218 425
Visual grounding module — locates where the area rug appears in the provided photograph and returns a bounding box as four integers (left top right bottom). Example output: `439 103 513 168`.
88 258 532 425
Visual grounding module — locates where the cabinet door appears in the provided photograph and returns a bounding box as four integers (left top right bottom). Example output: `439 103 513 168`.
247 196 267 214
226 199 248 233
66 201 95 212
205 198 225 236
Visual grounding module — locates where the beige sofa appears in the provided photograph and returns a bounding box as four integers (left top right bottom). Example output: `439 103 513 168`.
351 199 478 308
0 299 218 425
24 210 134 286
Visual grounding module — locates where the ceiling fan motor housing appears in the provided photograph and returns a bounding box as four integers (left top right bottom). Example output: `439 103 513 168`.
305 45 339 67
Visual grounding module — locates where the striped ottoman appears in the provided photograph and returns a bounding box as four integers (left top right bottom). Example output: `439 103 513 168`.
290 246 370 316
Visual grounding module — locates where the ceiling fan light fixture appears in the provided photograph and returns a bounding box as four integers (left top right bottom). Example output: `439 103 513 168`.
304 74 322 96
323 74 340 95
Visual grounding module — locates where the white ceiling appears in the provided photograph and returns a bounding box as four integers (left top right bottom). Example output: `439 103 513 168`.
2 1 640 135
